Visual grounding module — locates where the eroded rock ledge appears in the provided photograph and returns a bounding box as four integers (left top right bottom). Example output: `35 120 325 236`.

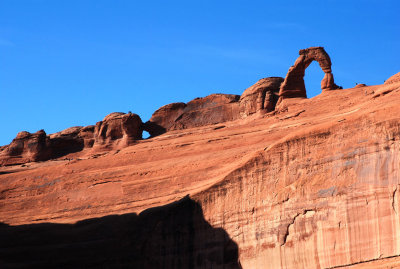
3 47 390 166
0 75 286 165
0 112 143 165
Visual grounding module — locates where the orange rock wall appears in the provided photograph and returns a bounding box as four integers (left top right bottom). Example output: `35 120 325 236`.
1 77 400 268
195 110 400 268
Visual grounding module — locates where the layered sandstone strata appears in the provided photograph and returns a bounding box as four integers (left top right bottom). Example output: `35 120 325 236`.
1 45 400 268
1 76 400 268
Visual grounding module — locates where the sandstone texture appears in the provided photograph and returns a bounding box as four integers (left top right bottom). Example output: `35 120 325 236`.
94 112 142 148
385 72 400 85
144 102 187 136
1 50 400 268
0 112 142 166
145 94 240 136
0 130 49 165
279 47 339 100
239 77 284 117
145 78 285 136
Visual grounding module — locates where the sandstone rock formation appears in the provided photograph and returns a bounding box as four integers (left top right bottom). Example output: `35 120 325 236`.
279 47 339 100
385 71 400 84
0 130 49 165
2 80 400 268
354 83 367 88
143 102 187 137
0 112 142 166
94 112 142 148
144 94 240 136
48 127 87 158
144 79 286 136
239 77 284 117
2 49 400 268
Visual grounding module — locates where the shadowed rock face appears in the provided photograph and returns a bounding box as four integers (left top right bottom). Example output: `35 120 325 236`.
0 196 242 269
143 102 187 137
239 77 284 117
279 47 339 100
48 127 88 159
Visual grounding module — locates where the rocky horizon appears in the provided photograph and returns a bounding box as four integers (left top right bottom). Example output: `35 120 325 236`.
1 47 400 268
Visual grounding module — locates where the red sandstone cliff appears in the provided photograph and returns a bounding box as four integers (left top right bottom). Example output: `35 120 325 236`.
1 48 400 268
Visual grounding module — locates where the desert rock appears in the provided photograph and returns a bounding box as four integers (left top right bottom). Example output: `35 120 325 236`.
144 102 187 137
145 94 240 136
385 72 400 84
94 112 143 148
279 47 339 100
2 80 400 268
0 130 49 165
239 77 284 117
2 49 400 268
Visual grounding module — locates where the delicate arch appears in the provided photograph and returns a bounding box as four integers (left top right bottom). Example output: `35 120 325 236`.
278 47 339 99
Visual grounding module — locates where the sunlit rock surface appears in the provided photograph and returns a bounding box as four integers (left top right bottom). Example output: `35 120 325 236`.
1 66 400 267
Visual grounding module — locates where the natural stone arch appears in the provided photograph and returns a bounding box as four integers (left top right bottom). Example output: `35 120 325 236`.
278 47 339 100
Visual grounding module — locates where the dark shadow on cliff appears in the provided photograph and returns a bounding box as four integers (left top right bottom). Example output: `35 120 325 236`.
143 121 167 138
0 196 242 269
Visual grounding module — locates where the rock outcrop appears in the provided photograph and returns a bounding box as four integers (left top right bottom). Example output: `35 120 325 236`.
48 127 88 159
143 102 187 137
94 112 142 148
279 47 339 100
144 94 240 136
0 130 49 165
0 47 346 165
0 112 142 166
174 94 240 129
144 79 286 136
239 77 284 117
1 77 400 268
385 72 400 84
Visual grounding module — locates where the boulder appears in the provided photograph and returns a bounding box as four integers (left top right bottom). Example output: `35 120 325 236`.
354 83 367 88
239 77 284 117
144 94 240 136
144 103 187 137
174 94 240 130
94 112 143 147
0 130 49 165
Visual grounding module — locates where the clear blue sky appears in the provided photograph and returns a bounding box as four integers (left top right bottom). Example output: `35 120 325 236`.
1 0 399 145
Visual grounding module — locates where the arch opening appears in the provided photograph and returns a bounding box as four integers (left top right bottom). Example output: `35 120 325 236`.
278 47 340 101
304 61 326 98
142 130 150 139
